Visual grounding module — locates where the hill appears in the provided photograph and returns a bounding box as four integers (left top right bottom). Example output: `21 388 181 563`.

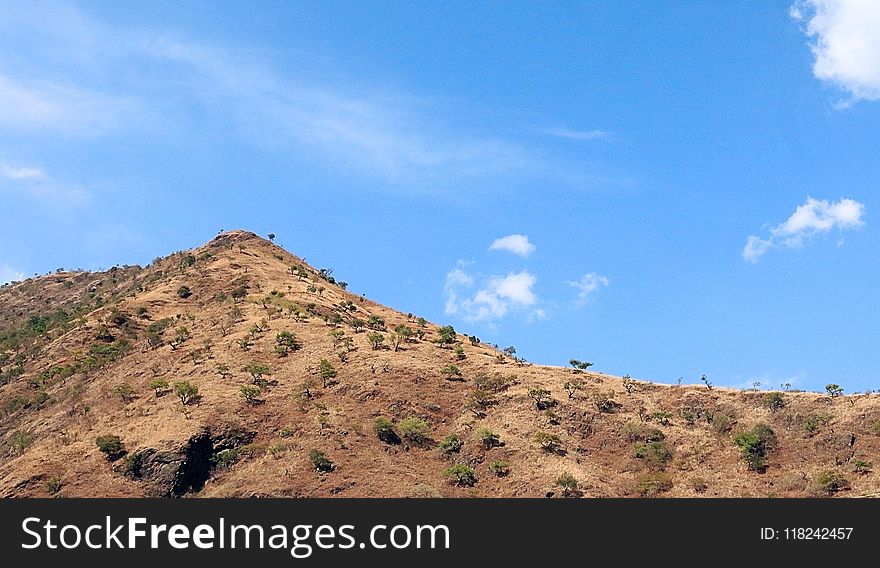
1 230 878 498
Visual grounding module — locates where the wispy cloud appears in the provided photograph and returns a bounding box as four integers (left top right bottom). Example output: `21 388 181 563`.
544 127 610 140
567 272 610 307
489 234 536 257
743 196 865 263
0 161 89 205
0 263 25 285
791 0 880 105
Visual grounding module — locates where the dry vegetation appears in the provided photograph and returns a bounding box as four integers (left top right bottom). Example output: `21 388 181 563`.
1 230 878 498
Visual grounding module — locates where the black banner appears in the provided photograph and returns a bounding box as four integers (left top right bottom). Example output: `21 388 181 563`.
0 499 875 564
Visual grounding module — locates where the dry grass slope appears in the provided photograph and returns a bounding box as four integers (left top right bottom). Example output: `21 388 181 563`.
1 230 879 498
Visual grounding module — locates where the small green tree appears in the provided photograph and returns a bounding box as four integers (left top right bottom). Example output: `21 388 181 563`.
95 435 125 461
443 464 476 486
173 381 199 406
245 363 271 386
563 378 584 399
569 359 593 371
555 472 579 497
528 388 553 410
114 383 136 403
762 392 786 411
826 384 844 398
475 427 501 449
534 431 562 452
436 325 457 347
275 331 299 356
148 378 169 397
367 332 385 350
319 358 337 387
439 434 464 455
734 423 777 471
240 385 261 404
399 416 431 444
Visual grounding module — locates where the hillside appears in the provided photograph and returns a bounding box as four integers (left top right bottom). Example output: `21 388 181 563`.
0 230 878 498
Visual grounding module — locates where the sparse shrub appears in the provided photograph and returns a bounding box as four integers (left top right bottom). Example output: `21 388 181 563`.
240 385 261 404
563 379 584 399
622 375 637 394
690 477 708 493
274 331 300 356
872 421 880 436
734 423 776 471
211 448 240 469
853 460 872 475
173 381 199 405
636 472 673 497
367 332 385 350
148 378 169 397
367 315 385 331
632 441 672 471
762 392 786 411
440 434 464 455
489 460 510 477
466 389 496 417
534 431 562 453
319 358 337 387
410 484 442 498
245 363 271 386
651 411 672 425
436 325 457 347
95 435 125 461
475 427 501 449
114 383 136 403
454 345 466 360
216 363 230 378
474 372 515 393
826 384 844 398
555 472 579 497
441 364 463 380
528 388 553 410
569 359 593 371
817 470 850 494
309 449 334 472
7 430 34 456
374 417 400 444
622 422 666 443
177 285 192 299
802 414 832 437
592 390 620 413
44 476 63 495
399 416 431 444
444 464 476 486
710 412 736 435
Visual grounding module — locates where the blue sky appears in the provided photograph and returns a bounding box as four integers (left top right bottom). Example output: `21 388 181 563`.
1 1 878 392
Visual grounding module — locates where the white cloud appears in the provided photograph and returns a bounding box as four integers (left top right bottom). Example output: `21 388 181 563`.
544 127 610 140
444 265 539 322
0 163 45 180
791 0 880 103
489 234 536 257
567 273 610 306
0 264 25 285
743 196 865 262
0 162 89 205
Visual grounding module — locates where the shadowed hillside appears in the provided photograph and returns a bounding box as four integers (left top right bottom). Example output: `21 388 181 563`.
1 230 878 498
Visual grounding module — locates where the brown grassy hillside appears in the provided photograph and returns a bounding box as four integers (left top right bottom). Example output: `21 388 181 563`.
1 230 878 498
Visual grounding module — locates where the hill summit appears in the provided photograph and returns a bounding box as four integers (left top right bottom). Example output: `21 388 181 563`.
0 230 878 497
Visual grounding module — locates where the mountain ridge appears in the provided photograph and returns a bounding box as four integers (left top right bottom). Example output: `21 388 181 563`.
1 230 878 498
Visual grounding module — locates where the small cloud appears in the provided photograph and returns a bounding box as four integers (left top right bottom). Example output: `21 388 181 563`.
444 265 539 322
489 234 536 257
742 196 865 262
0 163 45 180
791 0 880 104
544 127 610 140
567 272 609 306
0 264 25 285
0 161 89 205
